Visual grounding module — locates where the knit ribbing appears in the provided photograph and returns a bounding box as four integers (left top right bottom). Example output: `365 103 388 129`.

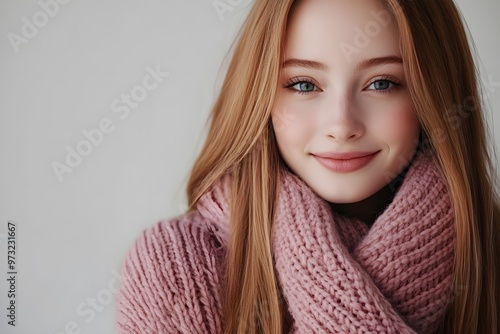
116 214 226 333
116 150 455 334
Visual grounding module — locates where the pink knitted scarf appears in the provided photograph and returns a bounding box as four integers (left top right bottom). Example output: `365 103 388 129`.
197 149 456 333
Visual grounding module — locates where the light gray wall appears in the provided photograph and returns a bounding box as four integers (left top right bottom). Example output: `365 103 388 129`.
0 1 498 333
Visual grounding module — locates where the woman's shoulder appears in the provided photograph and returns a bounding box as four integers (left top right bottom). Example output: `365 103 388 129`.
116 211 226 334
121 212 225 275
137 211 225 256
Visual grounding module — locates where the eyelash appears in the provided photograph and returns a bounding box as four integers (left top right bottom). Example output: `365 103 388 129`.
283 77 319 95
367 76 402 95
283 76 402 95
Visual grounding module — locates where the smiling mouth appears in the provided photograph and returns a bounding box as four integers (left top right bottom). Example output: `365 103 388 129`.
312 151 380 173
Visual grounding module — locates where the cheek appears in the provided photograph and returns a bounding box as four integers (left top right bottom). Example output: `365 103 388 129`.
370 99 420 146
272 104 312 147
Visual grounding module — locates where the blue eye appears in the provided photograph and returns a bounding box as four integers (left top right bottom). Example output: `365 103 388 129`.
295 82 316 92
366 78 401 93
284 77 320 95
371 80 392 90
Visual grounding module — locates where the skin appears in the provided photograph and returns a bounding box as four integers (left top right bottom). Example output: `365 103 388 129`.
271 0 421 226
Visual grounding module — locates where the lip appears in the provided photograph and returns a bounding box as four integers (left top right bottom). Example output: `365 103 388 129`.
312 150 380 173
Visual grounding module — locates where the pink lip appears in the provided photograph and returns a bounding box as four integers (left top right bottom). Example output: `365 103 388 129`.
312 151 380 173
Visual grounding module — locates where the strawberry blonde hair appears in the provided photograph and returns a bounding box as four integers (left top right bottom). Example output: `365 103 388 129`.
186 0 500 332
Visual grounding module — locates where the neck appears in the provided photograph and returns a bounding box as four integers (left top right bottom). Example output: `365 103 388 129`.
329 166 411 227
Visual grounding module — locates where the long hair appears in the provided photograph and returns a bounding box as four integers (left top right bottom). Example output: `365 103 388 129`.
185 0 500 333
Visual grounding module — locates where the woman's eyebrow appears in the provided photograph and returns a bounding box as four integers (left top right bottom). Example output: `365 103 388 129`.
281 58 327 71
355 56 403 71
281 56 403 71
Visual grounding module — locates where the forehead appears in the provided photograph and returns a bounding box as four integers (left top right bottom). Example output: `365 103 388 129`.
285 0 400 65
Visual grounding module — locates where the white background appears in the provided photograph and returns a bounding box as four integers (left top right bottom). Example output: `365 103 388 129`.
0 0 498 333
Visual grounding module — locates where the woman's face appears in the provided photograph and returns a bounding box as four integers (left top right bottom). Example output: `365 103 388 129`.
272 0 421 204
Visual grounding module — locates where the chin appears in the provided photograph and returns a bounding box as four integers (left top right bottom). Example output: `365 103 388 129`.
315 189 368 204
312 180 386 204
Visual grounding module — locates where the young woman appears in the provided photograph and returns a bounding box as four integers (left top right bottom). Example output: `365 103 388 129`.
116 0 500 333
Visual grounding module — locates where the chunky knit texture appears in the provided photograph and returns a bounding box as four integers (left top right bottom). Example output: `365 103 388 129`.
116 150 455 334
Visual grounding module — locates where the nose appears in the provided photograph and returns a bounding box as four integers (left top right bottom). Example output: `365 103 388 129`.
324 96 365 142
